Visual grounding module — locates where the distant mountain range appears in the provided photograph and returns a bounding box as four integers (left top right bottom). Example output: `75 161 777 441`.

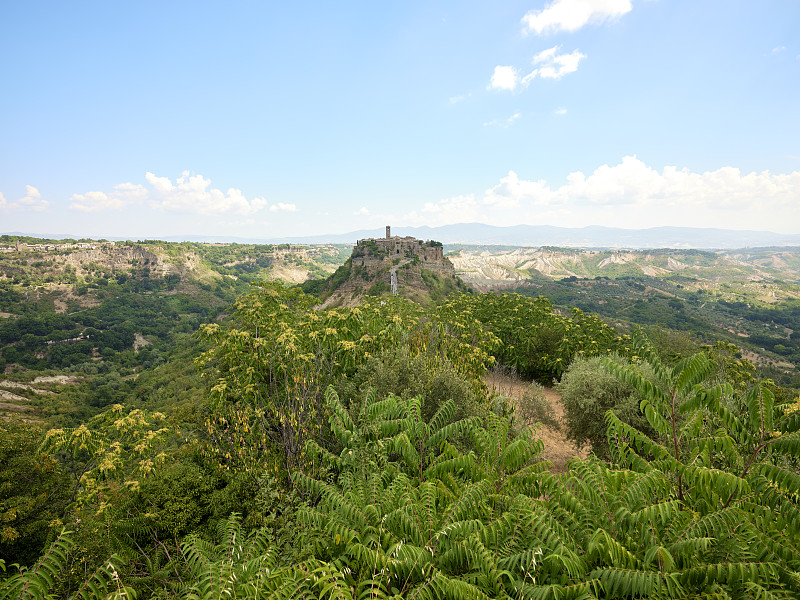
5 224 800 249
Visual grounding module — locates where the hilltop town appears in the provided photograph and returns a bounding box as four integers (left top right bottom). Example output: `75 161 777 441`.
304 226 468 307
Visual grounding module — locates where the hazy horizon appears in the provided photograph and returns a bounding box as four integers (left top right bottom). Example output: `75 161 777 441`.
5 222 800 252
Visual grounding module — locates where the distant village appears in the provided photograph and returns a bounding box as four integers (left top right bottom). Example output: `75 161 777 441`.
0 240 113 253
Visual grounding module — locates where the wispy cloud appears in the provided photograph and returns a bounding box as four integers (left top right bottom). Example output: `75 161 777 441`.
0 185 49 212
522 0 632 35
448 93 471 104
353 207 370 215
484 112 522 128
524 46 586 82
70 191 125 212
269 202 297 212
554 107 568 115
490 46 586 91
419 194 481 223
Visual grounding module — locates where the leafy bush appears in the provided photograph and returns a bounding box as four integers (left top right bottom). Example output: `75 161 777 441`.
556 353 652 457
0 528 133 600
364 279 390 297
419 268 461 304
510 380 559 431
0 421 70 567
444 292 628 382
335 345 483 423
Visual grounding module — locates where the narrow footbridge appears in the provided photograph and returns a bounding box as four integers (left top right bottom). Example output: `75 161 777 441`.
390 259 413 295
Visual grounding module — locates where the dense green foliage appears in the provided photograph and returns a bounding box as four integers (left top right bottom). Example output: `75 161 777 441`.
0 279 226 376
0 422 70 566
1 239 799 598
445 292 628 382
0 528 133 600
335 345 483 422
510 273 800 387
197 283 499 481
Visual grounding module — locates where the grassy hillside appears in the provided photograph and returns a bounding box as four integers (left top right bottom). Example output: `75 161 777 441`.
0 237 351 423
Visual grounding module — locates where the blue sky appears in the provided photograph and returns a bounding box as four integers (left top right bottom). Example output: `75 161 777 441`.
1 0 799 239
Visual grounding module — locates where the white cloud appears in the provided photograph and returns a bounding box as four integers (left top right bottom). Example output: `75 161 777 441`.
405 194 482 227
70 182 148 212
554 107 568 115
771 46 787 54
69 171 269 216
534 46 586 79
484 171 553 208
411 157 800 232
522 0 632 35
489 65 519 91
20 186 48 211
113 182 148 202
70 191 125 212
269 202 297 213
146 171 267 215
0 185 49 212
353 207 370 215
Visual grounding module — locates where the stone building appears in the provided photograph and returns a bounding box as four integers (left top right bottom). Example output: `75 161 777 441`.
354 226 445 264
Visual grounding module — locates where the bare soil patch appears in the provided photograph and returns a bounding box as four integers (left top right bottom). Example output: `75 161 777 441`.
49 284 101 310
33 375 80 385
0 389 31 403
134 333 151 351
54 296 68 313
0 381 54 395
485 371 588 473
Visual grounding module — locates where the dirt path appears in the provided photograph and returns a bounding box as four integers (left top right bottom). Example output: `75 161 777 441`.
485 371 587 473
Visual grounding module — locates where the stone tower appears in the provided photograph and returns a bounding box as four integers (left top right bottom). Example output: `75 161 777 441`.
386 226 391 239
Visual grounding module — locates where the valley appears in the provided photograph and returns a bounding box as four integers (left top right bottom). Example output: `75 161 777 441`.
1 237 798 425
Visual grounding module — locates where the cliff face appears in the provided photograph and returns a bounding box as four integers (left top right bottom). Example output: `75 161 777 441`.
63 245 178 277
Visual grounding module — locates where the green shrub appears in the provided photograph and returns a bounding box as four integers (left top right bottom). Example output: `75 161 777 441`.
511 380 559 431
0 421 70 567
556 353 652 458
335 345 482 423
365 280 390 297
